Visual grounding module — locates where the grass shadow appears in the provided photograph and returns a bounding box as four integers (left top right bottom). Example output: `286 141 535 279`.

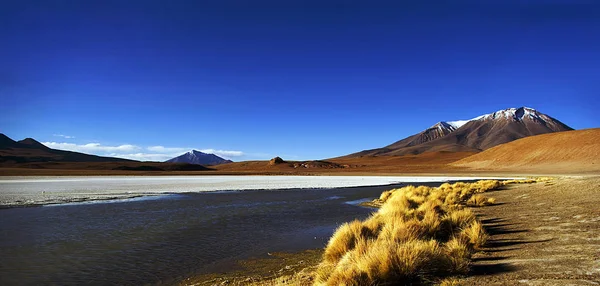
472 256 510 262
486 238 552 248
484 248 519 253
470 263 518 276
485 225 528 236
469 215 552 277
483 186 511 193
481 218 508 224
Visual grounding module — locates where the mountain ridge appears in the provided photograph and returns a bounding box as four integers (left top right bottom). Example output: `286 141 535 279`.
342 107 573 158
166 150 232 166
0 134 135 163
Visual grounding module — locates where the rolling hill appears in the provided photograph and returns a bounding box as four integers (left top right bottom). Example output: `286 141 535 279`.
0 134 212 173
0 134 134 163
451 128 600 173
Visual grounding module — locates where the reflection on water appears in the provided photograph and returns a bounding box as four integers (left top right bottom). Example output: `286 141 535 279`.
43 194 177 207
0 184 416 285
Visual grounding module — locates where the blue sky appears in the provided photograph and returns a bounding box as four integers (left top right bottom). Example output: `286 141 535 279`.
1 0 599 161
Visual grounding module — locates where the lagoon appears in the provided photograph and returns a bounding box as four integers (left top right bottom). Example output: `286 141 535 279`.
0 176 507 285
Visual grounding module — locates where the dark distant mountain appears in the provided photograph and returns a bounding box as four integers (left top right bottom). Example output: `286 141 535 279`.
18 138 52 150
0 134 134 163
166 150 232 166
0 134 23 149
342 107 573 158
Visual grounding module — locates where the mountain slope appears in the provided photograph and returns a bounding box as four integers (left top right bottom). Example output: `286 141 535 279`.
343 107 572 158
166 150 232 165
0 134 22 149
18 138 52 150
0 134 134 163
451 128 600 173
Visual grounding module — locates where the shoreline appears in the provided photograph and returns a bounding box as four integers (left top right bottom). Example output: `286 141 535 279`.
0 175 515 208
0 166 585 177
185 176 600 285
182 178 549 285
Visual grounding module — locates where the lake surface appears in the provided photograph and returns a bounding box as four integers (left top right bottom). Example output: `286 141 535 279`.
0 176 505 285
0 175 499 207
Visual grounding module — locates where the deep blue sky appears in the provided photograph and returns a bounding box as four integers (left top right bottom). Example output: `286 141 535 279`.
1 0 599 161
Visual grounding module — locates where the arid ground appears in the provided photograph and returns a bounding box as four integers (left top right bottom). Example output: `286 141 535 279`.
463 176 600 285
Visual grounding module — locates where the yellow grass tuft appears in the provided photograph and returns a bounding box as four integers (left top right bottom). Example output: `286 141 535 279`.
321 239 448 285
444 237 471 274
322 220 376 263
439 278 465 286
315 180 508 285
459 221 488 250
466 194 494 206
502 176 554 185
314 178 541 285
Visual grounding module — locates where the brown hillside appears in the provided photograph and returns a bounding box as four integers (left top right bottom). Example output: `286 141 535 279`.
210 151 476 174
451 128 600 173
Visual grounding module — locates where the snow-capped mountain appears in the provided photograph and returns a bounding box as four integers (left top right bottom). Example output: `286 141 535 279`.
343 107 573 157
165 150 233 166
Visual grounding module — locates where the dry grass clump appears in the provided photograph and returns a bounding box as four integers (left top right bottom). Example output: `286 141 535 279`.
502 177 553 185
466 194 495 207
439 278 465 286
323 220 377 263
314 180 505 285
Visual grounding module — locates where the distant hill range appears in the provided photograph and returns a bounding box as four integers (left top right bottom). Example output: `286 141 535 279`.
0 134 212 172
451 128 600 173
342 107 573 158
166 150 232 165
0 134 133 163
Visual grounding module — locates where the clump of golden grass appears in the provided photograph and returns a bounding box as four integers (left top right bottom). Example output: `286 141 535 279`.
439 278 465 286
314 179 508 285
466 194 495 207
502 176 554 185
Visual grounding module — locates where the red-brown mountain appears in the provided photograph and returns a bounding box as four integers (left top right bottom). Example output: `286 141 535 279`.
342 107 573 157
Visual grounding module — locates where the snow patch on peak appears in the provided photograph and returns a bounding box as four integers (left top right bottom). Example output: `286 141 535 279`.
430 120 471 132
431 122 453 131
187 150 207 156
446 120 470 129
478 107 544 122
430 120 469 131
432 107 546 132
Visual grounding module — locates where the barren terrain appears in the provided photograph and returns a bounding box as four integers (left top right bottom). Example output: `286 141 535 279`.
463 176 600 285
0 151 479 176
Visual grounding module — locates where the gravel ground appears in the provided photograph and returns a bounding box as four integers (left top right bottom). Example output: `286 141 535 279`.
463 176 600 285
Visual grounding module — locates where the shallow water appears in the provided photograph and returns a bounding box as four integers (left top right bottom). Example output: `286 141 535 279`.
0 183 415 285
